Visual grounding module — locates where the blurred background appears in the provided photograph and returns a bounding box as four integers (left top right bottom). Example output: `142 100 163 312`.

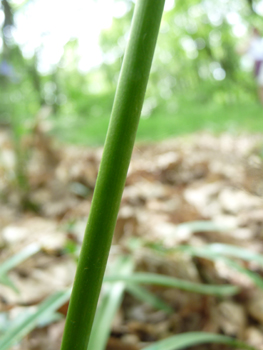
2 1 263 350
1 0 263 147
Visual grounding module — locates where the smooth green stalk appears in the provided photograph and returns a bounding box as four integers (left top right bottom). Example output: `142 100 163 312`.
60 1 165 349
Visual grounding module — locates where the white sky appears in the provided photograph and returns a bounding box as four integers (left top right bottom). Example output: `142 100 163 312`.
1 0 175 74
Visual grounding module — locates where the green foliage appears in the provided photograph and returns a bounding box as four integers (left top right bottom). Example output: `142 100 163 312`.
105 272 239 296
87 255 134 350
0 243 41 292
126 284 173 314
146 222 263 291
176 242 263 290
0 289 71 350
142 332 256 350
52 97 263 146
1 0 263 149
1 229 262 349
99 0 258 108
178 242 263 266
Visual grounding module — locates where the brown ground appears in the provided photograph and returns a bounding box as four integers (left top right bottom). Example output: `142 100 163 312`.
1 127 263 350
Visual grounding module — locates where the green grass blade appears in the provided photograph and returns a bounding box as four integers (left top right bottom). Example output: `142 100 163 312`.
142 332 256 350
0 289 71 350
104 273 239 296
177 243 263 267
0 243 41 275
126 284 173 314
209 243 263 266
223 258 263 290
87 256 134 350
177 244 263 290
0 243 41 292
0 274 19 293
176 221 232 233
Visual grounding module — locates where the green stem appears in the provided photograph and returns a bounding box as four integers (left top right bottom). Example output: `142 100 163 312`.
60 1 165 349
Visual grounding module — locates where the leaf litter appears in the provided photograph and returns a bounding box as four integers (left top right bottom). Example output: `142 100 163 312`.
1 126 263 349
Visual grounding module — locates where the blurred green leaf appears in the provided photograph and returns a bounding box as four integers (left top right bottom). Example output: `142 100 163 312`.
176 221 232 234
178 243 263 266
0 243 41 292
221 257 263 290
208 243 263 266
87 256 134 350
104 273 239 296
127 284 173 314
0 274 18 293
37 311 64 328
142 332 256 350
0 243 41 275
177 244 263 290
0 289 71 350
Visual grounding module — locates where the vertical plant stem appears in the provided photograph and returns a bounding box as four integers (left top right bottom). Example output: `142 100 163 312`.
60 1 165 349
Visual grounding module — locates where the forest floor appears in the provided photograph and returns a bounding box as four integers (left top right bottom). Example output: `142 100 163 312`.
1 124 263 350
